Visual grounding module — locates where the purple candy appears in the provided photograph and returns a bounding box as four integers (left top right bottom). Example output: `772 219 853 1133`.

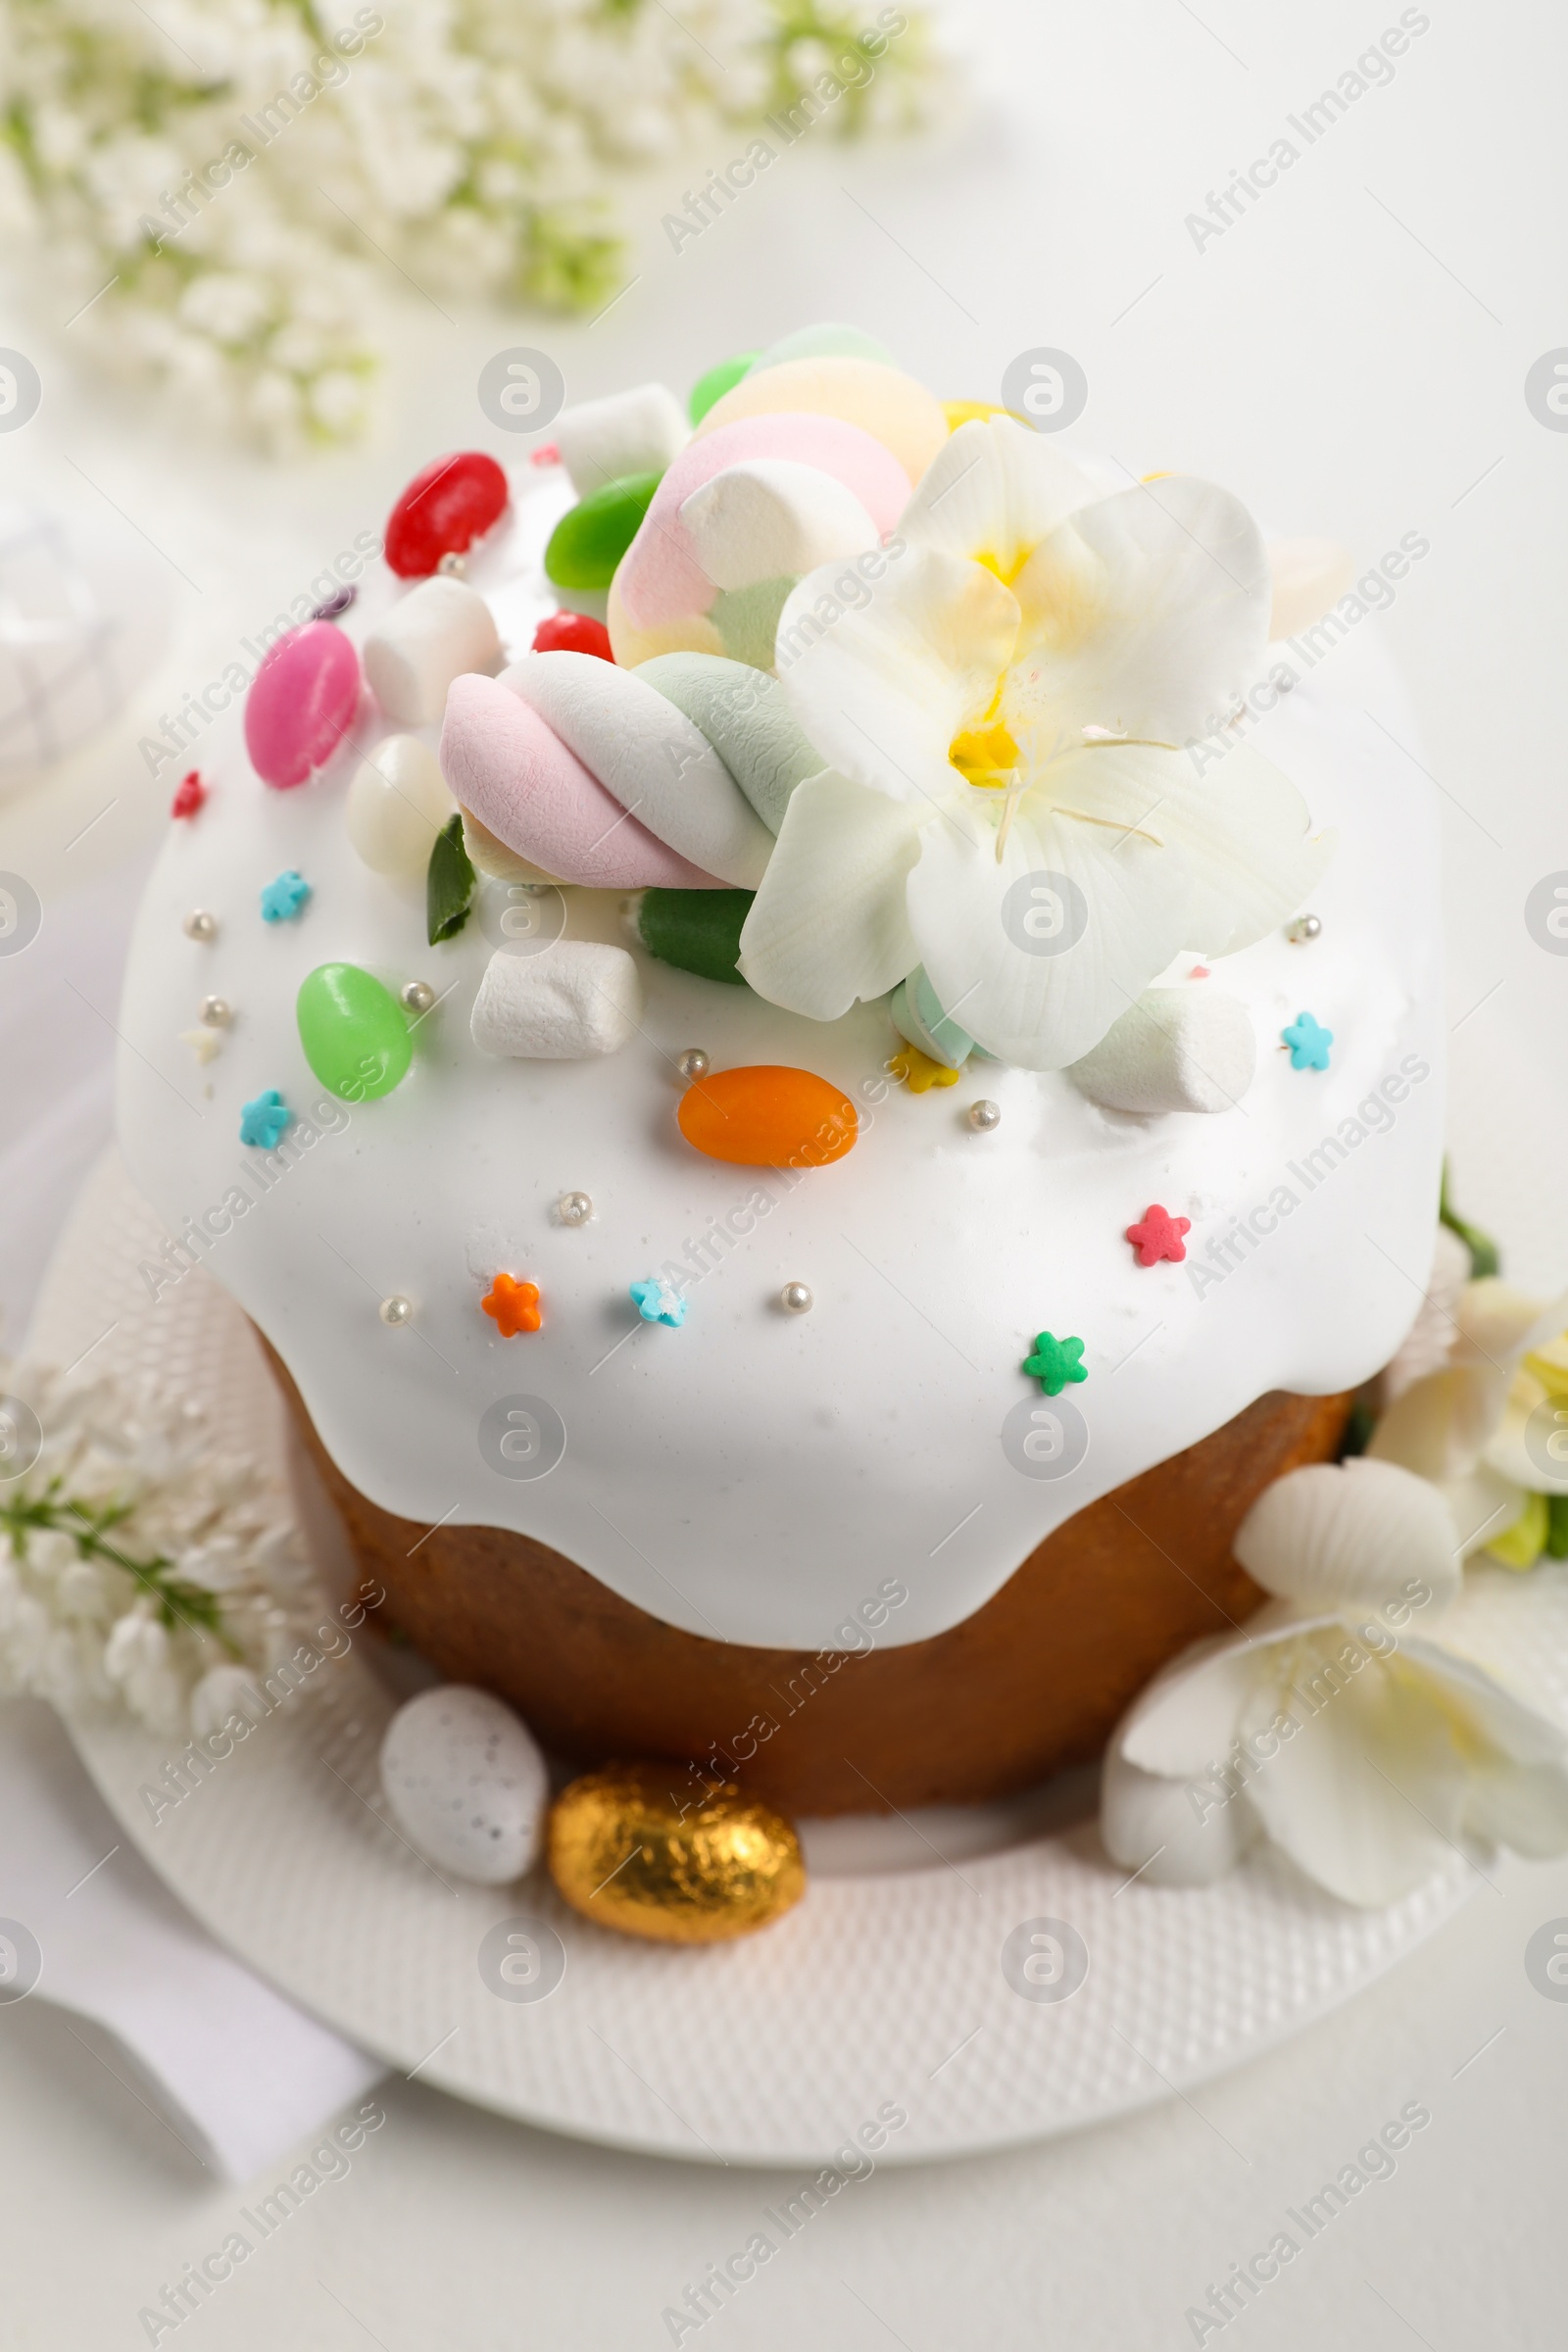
312 581 358 621
244 621 362 790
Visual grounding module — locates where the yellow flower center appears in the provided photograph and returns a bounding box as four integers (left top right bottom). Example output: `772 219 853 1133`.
949 679 1019 789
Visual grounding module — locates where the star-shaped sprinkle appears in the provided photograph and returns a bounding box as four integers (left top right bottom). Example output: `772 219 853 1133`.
1022 1331 1087 1396
170 769 206 820
481 1273 541 1337
1126 1203 1191 1267
239 1089 293 1148
631 1277 687 1329
180 1025 222 1066
1282 1010 1333 1070
260 869 312 923
887 1046 960 1094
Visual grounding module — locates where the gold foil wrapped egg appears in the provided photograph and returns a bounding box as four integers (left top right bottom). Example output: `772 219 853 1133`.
546 1766 806 1943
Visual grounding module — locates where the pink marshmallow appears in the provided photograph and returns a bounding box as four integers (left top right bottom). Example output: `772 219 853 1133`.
614 414 912 633
440 674 719 890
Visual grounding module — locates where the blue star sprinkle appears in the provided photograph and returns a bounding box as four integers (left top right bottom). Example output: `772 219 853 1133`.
630 1277 687 1329
260 868 312 923
1282 1010 1333 1071
239 1089 294 1149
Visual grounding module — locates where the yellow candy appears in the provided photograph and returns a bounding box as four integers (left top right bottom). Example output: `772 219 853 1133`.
695 357 949 485
547 1767 806 1943
943 399 1008 430
887 1046 959 1094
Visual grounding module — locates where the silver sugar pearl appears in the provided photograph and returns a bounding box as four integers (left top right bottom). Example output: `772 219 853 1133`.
378 1295 413 1326
676 1048 710 1083
199 995 231 1027
1286 912 1322 944
779 1281 813 1315
967 1099 1002 1132
183 909 218 942
558 1191 593 1227
436 550 467 577
401 979 436 1014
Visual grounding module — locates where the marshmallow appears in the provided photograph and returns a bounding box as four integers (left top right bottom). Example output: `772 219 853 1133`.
507 651 775 889
609 413 912 658
1067 988 1256 1115
1269 539 1356 641
694 357 950 485
346 734 454 877
637 653 821 832
442 673 716 889
749 323 897 372
891 966 974 1070
363 576 502 726
679 459 880 592
470 939 644 1059
553 382 688 497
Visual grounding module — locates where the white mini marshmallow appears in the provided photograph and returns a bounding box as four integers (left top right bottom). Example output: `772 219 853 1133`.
380 1686 548 1886
554 382 688 496
364 576 502 726
678 460 879 592
1067 988 1255 1115
470 939 644 1059
346 734 454 876
507 650 774 888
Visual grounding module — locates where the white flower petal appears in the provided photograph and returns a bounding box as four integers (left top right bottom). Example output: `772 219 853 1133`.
898 416 1094 576
1243 1648 1467 1906
1113 1632 1267 1777
1439 1465 1529 1557
1100 1747 1260 1885
1233 1458 1462 1616
1369 1365 1508 1485
736 770 922 1018
1464 1758 1568 1857
776 545 1019 808
1399 1636 1568 1766
1380 1224 1472 1406
906 790 1190 1069
1006 474 1272 746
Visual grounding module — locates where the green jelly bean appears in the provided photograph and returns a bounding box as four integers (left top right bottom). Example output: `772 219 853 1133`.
297 962 412 1101
544 471 662 590
634 889 755 986
688 351 760 424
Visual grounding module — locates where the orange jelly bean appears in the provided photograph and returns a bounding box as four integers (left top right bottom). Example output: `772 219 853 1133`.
676 1064 858 1168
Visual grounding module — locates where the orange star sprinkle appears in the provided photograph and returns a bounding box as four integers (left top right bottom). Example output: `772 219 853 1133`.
481 1273 541 1336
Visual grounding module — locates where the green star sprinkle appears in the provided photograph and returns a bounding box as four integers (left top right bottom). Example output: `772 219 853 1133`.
1022 1332 1087 1396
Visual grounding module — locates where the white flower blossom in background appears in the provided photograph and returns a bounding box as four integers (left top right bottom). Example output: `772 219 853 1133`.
1101 1459 1568 1908
0 0 938 448
0 1356 325 1735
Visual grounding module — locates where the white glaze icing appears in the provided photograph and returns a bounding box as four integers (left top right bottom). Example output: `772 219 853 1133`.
116 464 1445 1652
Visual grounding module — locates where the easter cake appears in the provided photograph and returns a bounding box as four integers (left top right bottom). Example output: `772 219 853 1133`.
116 326 1448 1823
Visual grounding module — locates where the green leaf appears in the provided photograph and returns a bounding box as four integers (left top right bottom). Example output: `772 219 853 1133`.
1547 1494 1568 1560
633 888 755 984
426 812 476 945
1439 1161 1500 1279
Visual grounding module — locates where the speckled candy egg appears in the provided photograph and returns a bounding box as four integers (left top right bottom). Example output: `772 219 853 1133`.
379 1686 548 1885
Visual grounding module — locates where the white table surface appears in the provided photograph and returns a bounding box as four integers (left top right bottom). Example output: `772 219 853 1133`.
3 0 1566 2341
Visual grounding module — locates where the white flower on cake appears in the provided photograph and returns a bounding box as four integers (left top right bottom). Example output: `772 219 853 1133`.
1368 1276 1568 1567
1101 1458 1568 1907
737 417 1332 1068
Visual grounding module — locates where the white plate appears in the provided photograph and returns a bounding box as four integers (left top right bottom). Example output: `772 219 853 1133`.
35 1152 1564 2167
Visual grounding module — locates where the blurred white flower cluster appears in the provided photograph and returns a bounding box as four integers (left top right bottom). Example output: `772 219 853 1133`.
0 1357 323 1736
0 0 935 449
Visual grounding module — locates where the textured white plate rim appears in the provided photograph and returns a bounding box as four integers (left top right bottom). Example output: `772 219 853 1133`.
32 1153 1560 2169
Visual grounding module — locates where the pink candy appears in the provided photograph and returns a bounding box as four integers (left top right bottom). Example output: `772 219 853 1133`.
244 622 362 790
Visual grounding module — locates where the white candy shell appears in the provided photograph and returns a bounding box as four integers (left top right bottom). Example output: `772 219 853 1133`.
1234 1458 1463 1616
364 576 502 726
379 1685 548 1886
345 735 454 877
554 381 688 497
678 460 880 592
1066 988 1255 1116
505 651 775 889
470 940 644 1059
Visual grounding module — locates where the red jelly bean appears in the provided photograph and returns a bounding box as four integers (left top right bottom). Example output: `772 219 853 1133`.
531 611 615 662
384 452 510 578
